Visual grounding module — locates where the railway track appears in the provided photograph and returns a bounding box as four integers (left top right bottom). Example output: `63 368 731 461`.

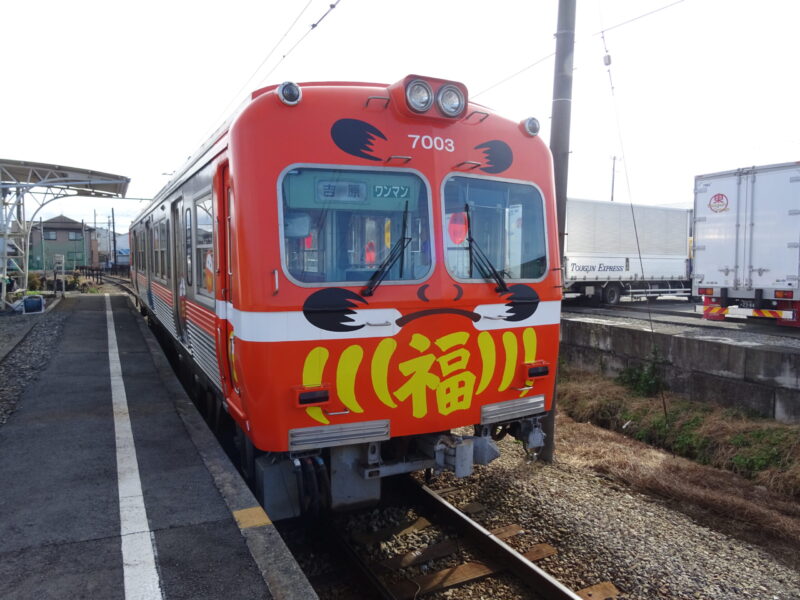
563 299 800 340
102 274 135 296
321 476 619 600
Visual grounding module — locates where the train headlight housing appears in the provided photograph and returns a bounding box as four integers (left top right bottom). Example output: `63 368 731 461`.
277 81 302 106
406 79 434 113
522 117 540 137
436 84 466 117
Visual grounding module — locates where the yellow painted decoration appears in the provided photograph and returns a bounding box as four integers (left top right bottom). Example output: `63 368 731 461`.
498 331 518 391
409 333 431 352
303 347 331 424
522 327 537 363
372 338 398 408
302 346 329 387
395 334 439 419
228 330 239 386
477 331 496 394
305 406 330 425
337 345 364 413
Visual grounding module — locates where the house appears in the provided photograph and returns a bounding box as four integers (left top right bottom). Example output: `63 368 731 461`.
28 215 94 270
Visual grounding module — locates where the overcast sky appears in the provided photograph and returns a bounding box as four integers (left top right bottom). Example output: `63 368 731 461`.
3 0 798 231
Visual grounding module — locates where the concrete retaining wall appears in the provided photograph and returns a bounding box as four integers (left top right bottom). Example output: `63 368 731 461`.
560 318 800 424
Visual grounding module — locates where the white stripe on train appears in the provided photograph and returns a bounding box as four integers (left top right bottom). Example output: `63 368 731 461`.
214 300 561 343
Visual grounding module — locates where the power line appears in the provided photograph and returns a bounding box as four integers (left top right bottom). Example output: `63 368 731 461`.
257 0 342 86
473 0 686 99
210 0 314 129
595 0 685 36
473 53 555 98
196 1 342 154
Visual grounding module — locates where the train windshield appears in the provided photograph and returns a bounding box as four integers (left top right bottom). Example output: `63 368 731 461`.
443 176 547 282
281 167 432 285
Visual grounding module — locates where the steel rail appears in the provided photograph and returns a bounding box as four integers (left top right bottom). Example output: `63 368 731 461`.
563 303 800 339
321 519 400 600
410 481 584 600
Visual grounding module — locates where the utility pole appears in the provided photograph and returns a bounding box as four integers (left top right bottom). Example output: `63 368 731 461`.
112 208 117 267
541 0 576 463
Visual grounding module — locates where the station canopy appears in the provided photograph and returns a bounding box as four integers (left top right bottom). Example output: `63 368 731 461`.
1 159 130 307
1 159 130 198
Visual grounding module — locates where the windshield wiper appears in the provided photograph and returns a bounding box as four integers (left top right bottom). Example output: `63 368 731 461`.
465 203 509 294
362 202 410 297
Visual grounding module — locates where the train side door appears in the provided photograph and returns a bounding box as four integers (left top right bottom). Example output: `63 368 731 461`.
172 200 188 342
144 219 154 308
216 163 245 419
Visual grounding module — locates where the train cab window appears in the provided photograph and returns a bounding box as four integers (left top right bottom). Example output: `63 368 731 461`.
196 196 214 297
443 176 547 282
281 167 432 285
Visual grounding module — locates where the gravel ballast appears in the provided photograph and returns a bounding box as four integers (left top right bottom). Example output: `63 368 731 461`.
411 429 800 600
0 300 68 425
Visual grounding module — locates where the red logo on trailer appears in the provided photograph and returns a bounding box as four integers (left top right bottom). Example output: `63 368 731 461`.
708 193 728 213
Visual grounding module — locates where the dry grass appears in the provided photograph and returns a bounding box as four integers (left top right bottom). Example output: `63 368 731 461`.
558 370 800 498
554 370 800 556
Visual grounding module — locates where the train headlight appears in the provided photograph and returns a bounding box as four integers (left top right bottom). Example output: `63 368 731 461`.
406 79 434 113
436 84 466 117
277 81 302 106
522 117 540 137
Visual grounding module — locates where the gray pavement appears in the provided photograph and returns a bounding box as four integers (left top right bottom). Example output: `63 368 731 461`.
0 294 313 600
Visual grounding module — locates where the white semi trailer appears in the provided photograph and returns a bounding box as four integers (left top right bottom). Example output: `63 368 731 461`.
563 198 692 304
693 162 800 326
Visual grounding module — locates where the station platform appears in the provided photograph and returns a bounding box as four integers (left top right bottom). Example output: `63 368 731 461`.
0 294 317 600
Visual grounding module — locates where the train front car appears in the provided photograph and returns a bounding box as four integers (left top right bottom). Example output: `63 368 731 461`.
225 75 561 519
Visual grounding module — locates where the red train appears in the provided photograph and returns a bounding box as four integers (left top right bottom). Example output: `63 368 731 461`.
130 75 562 519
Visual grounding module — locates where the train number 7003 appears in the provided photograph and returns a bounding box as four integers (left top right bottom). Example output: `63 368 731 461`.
408 134 455 152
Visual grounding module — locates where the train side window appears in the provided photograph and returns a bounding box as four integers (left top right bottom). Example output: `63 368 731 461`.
131 229 136 270
153 222 161 277
185 208 193 286
139 227 146 271
161 220 170 279
226 188 233 277
195 196 214 297
146 223 152 274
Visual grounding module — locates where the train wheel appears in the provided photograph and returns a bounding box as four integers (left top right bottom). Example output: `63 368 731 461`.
603 283 622 305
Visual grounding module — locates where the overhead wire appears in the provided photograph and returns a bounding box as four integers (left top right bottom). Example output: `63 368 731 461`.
198 0 340 150
216 0 314 122
473 0 686 99
258 0 342 86
598 9 672 421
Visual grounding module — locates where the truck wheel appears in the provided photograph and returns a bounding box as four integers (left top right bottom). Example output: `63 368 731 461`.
603 284 622 305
